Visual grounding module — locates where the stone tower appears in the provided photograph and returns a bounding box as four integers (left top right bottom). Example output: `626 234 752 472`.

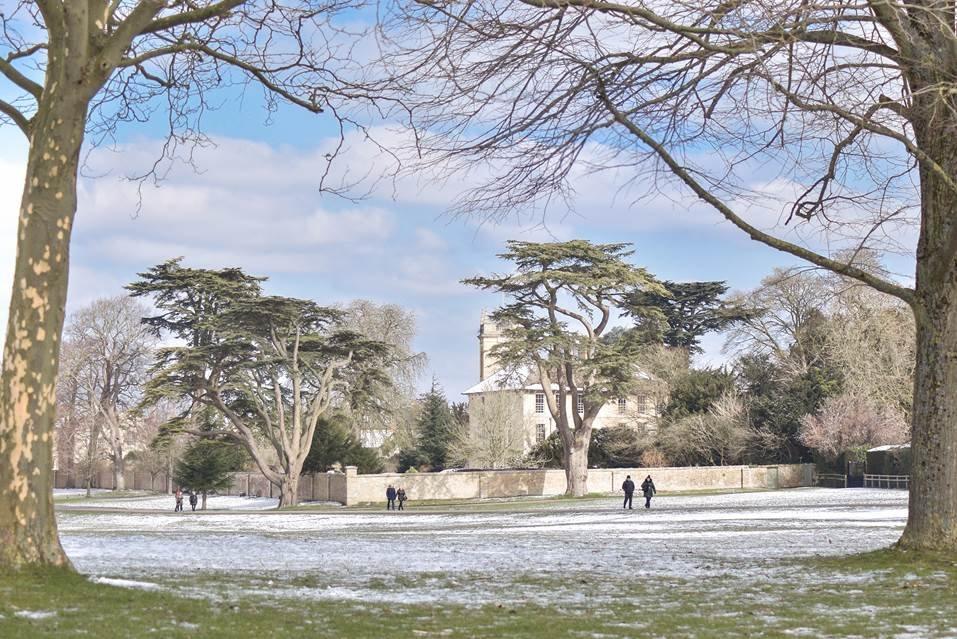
478 312 507 381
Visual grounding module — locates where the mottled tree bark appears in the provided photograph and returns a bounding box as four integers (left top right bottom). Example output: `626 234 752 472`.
0 86 87 569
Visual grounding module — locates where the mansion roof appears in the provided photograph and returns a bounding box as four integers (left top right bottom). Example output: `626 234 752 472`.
463 366 654 396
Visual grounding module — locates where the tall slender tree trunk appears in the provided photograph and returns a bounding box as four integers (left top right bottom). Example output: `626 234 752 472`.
562 429 591 497
0 87 87 569
112 447 126 491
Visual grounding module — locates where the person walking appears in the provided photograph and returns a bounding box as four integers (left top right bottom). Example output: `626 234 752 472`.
386 484 397 510
641 475 657 509
189 491 198 512
396 487 407 511
174 488 184 513
621 475 635 510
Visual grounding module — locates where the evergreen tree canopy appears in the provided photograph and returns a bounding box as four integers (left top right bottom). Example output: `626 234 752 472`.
662 368 736 420
173 410 247 502
302 412 384 475
173 438 247 498
465 240 665 495
627 281 750 354
414 383 457 471
132 261 393 507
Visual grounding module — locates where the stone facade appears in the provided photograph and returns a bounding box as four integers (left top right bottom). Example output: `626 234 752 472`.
463 314 663 465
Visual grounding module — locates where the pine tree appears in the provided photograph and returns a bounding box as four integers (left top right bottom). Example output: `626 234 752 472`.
414 382 456 471
173 412 246 510
302 412 384 475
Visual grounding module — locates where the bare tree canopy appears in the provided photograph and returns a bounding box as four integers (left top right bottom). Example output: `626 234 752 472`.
0 1 397 569
60 295 156 492
388 0 957 551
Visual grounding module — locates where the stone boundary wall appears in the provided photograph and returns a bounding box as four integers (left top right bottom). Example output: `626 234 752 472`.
336 463 814 506
55 463 813 505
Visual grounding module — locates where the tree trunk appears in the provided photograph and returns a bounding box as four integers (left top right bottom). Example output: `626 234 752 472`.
894 106 957 551
899 293 957 550
112 447 125 491
278 473 300 508
201 492 207 511
0 91 87 569
562 430 591 497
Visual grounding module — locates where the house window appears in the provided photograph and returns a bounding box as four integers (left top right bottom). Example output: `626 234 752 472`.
536 424 547 443
576 393 584 415
636 395 651 412
535 393 545 414
618 398 627 414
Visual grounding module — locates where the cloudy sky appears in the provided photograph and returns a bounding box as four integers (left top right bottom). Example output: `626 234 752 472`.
0 70 918 400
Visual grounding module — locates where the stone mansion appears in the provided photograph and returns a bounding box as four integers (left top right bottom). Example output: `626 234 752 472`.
463 314 662 465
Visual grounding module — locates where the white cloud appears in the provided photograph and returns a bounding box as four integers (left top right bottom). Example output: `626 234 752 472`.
304 207 394 245
414 227 447 251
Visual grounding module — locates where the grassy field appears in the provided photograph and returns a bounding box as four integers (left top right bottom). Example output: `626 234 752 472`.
2 549 957 638
8 488 952 637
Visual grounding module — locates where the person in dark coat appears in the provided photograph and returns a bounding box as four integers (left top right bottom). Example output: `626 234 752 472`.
621 475 635 510
641 475 656 509
386 484 397 510
189 492 198 512
396 487 407 511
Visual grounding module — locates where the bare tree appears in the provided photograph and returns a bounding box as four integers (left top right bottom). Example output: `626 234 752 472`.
724 269 833 376
63 296 155 492
800 394 910 463
659 391 779 466
825 280 916 416
387 0 957 550
454 391 527 469
340 300 427 445
57 327 109 497
0 1 399 568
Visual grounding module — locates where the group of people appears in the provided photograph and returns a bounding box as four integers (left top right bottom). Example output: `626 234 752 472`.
385 484 408 510
173 488 199 512
383 478 656 511
621 474 656 510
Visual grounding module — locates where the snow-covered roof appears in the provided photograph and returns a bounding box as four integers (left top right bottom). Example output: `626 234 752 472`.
463 365 655 395
867 444 910 452
463 367 537 395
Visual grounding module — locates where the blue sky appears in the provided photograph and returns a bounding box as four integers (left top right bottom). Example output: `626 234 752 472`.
0 72 917 401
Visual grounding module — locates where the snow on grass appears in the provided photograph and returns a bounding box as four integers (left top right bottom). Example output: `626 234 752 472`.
53 488 113 499
14 610 57 620
56 487 911 608
90 577 163 591
58 494 280 511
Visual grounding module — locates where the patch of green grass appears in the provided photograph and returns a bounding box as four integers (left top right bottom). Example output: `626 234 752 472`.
4 554 957 638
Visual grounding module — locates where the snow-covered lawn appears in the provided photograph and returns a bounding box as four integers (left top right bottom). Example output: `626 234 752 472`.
57 487 909 607
57 493 281 511
53 488 115 499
